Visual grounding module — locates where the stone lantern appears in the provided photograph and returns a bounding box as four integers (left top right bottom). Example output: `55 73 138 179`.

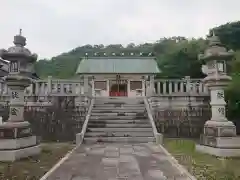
196 31 240 157
0 30 40 161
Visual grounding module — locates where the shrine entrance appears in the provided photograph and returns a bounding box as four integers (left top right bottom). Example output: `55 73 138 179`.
109 75 128 96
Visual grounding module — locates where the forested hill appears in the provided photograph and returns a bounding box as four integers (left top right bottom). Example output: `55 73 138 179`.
35 21 240 80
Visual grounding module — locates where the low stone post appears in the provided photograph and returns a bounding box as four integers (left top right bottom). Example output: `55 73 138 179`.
146 75 155 96
0 30 41 161
83 75 89 94
47 76 52 95
196 32 240 157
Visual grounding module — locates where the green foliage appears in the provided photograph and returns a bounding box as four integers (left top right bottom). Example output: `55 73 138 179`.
164 139 240 180
156 38 207 78
213 21 240 50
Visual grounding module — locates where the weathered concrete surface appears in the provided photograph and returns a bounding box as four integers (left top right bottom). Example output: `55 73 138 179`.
45 143 193 180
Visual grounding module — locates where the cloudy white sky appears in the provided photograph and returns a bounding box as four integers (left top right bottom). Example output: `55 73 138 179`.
0 0 239 59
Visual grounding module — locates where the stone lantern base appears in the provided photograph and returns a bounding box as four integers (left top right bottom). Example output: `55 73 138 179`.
196 120 240 157
0 121 41 161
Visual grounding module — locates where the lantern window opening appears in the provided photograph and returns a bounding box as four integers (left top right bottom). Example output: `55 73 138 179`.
217 60 226 73
9 61 20 73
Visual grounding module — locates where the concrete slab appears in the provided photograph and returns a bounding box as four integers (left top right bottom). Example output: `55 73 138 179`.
43 143 195 180
0 144 41 162
196 144 240 157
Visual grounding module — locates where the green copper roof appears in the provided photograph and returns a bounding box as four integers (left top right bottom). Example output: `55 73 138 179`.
76 57 160 74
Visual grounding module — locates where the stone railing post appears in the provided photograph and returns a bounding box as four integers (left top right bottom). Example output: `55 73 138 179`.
180 81 184 92
47 76 52 95
84 75 89 94
162 81 166 94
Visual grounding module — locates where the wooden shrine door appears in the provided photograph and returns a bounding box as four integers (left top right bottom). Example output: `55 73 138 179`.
109 75 128 97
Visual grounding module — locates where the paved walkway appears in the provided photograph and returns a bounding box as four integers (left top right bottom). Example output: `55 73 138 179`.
44 143 194 180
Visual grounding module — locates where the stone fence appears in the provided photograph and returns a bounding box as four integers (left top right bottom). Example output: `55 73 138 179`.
0 76 208 99
152 107 211 138
149 77 211 137
0 77 92 106
0 77 90 97
0 96 91 142
154 78 208 95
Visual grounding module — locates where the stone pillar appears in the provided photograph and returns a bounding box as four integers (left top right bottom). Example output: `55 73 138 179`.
47 76 52 95
106 79 110 97
142 79 145 96
84 75 89 94
183 76 191 93
127 79 130 97
196 32 240 157
146 75 154 96
162 81 167 94
0 31 41 161
35 82 39 95
60 83 64 95
157 82 160 95
180 81 184 93
168 81 172 94
174 81 178 93
91 77 95 97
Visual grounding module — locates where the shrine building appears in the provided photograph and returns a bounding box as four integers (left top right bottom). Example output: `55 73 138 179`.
76 53 160 97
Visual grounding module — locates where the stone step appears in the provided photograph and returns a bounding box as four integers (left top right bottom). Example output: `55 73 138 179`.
93 104 145 107
91 112 145 116
94 103 144 106
87 123 152 128
94 100 144 105
95 97 143 99
88 119 149 124
91 109 145 113
93 107 145 110
87 127 153 132
90 116 147 120
95 97 143 100
95 99 144 104
84 137 155 144
85 131 154 137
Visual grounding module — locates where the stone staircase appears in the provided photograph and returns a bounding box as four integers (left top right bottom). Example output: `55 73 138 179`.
84 97 155 143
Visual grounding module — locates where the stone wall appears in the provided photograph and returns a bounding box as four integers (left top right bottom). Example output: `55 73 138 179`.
148 95 211 138
0 96 91 142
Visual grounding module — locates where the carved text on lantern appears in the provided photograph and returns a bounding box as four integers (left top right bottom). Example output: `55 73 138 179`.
10 108 18 116
218 107 225 115
217 91 224 99
11 92 19 99
208 62 216 69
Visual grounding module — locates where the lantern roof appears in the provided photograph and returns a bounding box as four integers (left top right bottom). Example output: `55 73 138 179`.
0 29 38 61
198 31 234 62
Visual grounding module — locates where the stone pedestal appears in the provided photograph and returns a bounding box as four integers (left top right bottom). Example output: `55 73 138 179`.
195 87 240 157
0 121 40 161
196 120 240 157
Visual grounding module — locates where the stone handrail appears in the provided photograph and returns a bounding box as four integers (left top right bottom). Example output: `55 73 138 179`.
144 97 162 144
0 78 86 97
154 78 209 95
76 98 95 144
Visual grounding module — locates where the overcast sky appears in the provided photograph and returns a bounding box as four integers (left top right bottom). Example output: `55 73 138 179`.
0 0 239 59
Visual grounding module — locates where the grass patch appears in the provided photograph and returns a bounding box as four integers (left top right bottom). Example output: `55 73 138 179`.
0 142 74 180
164 138 240 180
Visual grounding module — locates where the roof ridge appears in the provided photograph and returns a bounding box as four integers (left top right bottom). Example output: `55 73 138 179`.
82 56 156 59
